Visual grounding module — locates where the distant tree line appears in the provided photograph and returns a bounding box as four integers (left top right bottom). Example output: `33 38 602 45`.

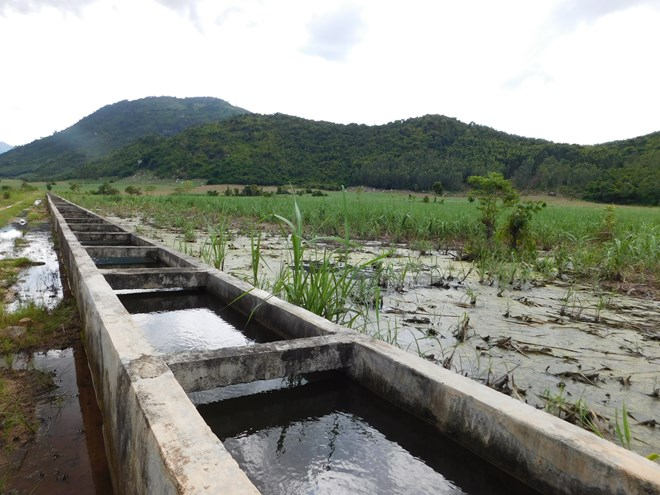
20 113 660 205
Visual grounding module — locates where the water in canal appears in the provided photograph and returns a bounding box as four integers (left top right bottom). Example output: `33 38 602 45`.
118 288 284 354
197 371 539 495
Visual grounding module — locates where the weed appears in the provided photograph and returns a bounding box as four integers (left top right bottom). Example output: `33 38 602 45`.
614 403 631 450
453 312 471 342
464 287 478 306
271 194 387 326
540 387 605 438
200 221 229 270
613 404 660 461
250 228 267 288
183 223 196 243
599 205 617 241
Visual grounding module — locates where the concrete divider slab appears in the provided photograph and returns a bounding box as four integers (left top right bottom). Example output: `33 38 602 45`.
102 268 209 290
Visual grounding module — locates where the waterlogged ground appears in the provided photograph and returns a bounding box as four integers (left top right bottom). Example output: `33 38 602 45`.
0 213 112 494
0 221 63 310
1 345 113 494
113 216 660 458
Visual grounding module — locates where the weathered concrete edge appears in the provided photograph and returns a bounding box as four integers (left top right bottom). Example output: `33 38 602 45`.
166 333 660 494
49 196 260 495
166 334 355 392
349 338 660 495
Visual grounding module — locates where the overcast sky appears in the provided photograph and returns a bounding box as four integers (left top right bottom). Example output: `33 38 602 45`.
1 0 660 146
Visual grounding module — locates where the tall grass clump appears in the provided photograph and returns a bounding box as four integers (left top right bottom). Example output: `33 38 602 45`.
270 194 387 326
200 221 229 270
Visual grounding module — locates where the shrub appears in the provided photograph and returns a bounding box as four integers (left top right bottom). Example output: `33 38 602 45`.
125 185 142 195
94 182 119 195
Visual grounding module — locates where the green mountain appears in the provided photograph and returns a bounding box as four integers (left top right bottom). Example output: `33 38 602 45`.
0 142 12 154
79 113 660 205
0 96 249 178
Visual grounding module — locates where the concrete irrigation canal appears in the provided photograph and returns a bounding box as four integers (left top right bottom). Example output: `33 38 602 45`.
48 195 660 495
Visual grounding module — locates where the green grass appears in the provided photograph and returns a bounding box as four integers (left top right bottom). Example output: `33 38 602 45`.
0 299 80 355
0 182 45 226
268 193 389 326
62 188 660 288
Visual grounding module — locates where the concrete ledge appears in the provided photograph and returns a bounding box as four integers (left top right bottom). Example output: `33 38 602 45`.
102 268 209 290
75 232 134 244
85 246 164 259
349 339 660 495
68 223 125 232
63 217 110 223
49 196 260 494
166 335 355 392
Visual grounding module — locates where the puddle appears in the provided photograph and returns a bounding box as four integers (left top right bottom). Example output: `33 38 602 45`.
0 223 24 247
2 221 64 311
197 371 538 495
2 343 113 494
118 289 284 354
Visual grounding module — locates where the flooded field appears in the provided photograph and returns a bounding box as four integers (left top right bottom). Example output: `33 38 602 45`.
0 212 113 494
1 219 63 311
114 215 660 458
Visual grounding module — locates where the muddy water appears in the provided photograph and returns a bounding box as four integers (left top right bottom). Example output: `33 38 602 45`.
108 216 660 457
197 371 539 495
1 215 113 494
2 343 113 494
118 288 284 354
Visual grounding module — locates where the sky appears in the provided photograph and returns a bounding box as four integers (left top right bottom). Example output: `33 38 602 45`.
1 0 660 147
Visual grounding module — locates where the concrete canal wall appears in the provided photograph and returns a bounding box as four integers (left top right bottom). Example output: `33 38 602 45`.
48 195 660 495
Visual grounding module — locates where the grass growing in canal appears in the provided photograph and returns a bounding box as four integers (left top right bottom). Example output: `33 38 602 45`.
0 367 55 450
0 183 44 226
0 258 34 300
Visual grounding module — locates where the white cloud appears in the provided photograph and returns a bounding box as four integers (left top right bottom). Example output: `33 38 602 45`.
1 0 659 146
0 0 96 16
302 3 364 61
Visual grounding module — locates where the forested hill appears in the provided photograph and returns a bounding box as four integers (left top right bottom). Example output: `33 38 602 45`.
79 113 660 205
0 142 12 154
0 96 249 178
